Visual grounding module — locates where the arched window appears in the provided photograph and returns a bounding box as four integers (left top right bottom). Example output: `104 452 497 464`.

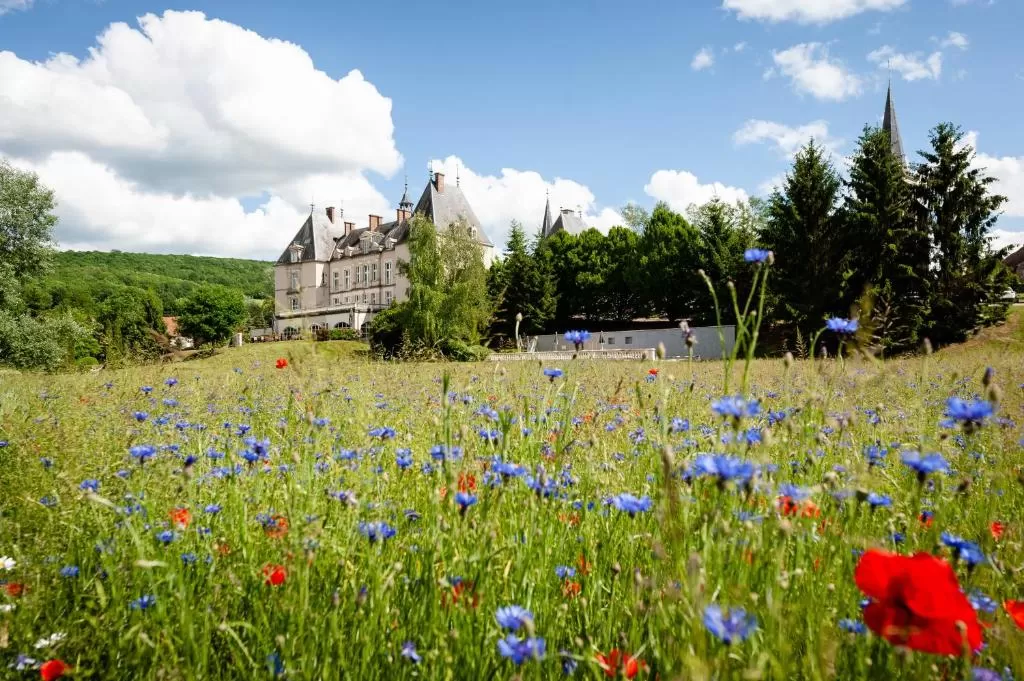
333 322 351 329
283 326 299 339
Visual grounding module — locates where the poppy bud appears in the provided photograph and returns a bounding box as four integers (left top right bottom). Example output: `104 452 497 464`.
986 383 1002 405
784 352 794 368
956 479 971 495
922 338 932 355
656 343 665 360
611 562 621 577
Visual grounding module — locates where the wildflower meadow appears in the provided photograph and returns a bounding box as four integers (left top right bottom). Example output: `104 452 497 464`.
2 310 1024 679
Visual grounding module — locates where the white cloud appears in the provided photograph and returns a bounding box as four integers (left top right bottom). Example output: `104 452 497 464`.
0 10 405 259
768 43 864 100
644 170 748 213
0 0 32 16
757 174 787 196
428 156 623 250
734 119 841 158
692 47 715 71
969 140 1024 219
734 42 748 52
990 228 1024 253
868 46 943 81
723 0 906 24
940 32 970 49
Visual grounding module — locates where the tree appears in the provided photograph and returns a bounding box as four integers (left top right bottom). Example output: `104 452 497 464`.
97 287 164 361
914 124 1012 345
636 202 701 321
602 226 646 321
621 203 651 233
490 221 555 341
177 284 247 347
842 126 930 352
688 198 757 325
762 141 845 337
0 159 57 308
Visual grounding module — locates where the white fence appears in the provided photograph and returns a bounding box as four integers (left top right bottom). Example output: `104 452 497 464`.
490 349 654 362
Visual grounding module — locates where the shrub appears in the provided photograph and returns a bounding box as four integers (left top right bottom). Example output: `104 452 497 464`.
328 328 361 341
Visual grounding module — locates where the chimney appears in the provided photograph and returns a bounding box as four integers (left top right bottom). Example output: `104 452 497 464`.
344 221 354 236
434 172 445 193
369 214 381 231
397 208 410 223
326 206 336 223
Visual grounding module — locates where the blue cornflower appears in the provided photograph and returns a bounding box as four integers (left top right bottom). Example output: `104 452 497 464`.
866 493 891 509
778 483 811 501
401 641 422 664
497 635 546 664
670 417 690 433
130 594 156 610
543 368 564 381
691 454 756 485
495 605 534 631
141 386 153 394
944 398 994 430
838 619 866 634
396 449 413 470
825 318 859 335
266 651 285 677
79 479 100 493
368 426 396 439
454 492 477 512
165 377 178 387
711 396 761 420
358 521 396 543
560 650 579 676
863 444 887 466
608 493 653 517
60 565 80 578
181 553 198 566
404 509 421 521
555 565 576 579
204 504 221 514
941 532 987 567
564 330 591 346
40 495 58 508
703 604 758 644
40 457 54 469
973 669 1004 681
743 248 772 264
133 411 149 422
130 444 157 464
156 530 175 545
900 451 949 481
967 589 998 613
430 444 462 462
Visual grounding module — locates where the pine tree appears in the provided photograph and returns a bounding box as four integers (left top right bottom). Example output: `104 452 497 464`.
842 126 930 352
491 221 555 340
688 198 757 325
636 202 701 321
914 123 1011 345
762 141 845 337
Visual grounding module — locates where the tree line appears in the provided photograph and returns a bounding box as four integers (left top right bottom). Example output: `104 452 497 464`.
486 123 1015 355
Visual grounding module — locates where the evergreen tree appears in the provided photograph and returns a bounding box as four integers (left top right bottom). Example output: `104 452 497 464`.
636 202 701 321
914 123 1012 345
842 126 930 352
490 221 555 340
688 198 757 325
603 226 646 321
762 141 845 337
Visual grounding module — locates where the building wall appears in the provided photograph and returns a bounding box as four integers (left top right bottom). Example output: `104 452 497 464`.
531 325 735 359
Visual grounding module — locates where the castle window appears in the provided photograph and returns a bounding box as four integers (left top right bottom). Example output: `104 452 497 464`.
385 290 392 305
371 263 378 282
625 336 633 345
371 292 376 306
290 271 299 291
384 260 392 285
362 264 368 286
290 297 299 311
344 268 350 288
332 270 339 290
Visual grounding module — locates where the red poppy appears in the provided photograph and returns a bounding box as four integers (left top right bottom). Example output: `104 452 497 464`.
918 511 934 528
170 507 191 529
647 368 658 376
577 554 592 577
777 496 820 518
275 358 288 369
40 660 68 681
854 549 982 656
5 582 25 598
262 564 287 587
559 512 581 527
562 580 581 598
990 521 1006 541
442 580 479 610
596 650 641 679
264 515 289 539
457 472 477 493
1005 600 1024 629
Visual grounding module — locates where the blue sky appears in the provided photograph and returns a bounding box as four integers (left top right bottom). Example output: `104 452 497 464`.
0 0 1021 259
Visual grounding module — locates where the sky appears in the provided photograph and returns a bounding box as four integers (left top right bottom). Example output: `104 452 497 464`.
1 0 1022 261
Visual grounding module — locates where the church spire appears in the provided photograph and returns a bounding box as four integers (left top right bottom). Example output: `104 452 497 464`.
882 81 906 163
399 174 413 211
541 190 553 238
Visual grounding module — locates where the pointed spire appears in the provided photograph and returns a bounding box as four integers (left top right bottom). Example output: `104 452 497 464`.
541 190 553 238
399 174 413 211
882 82 906 164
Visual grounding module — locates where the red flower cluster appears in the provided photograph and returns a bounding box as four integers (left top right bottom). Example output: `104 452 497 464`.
647 368 658 377
855 549 982 656
275 358 288 369
40 660 68 681
441 580 479 610
1005 600 1024 630
777 496 821 518
990 521 1006 541
170 507 191 529
262 564 287 587
596 650 642 679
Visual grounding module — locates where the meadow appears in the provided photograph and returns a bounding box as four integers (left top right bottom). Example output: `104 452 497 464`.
1 317 1023 680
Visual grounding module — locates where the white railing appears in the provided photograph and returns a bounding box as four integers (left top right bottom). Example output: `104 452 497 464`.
489 349 655 362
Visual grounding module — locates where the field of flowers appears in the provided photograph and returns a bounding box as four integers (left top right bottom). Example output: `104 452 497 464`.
1 323 1023 680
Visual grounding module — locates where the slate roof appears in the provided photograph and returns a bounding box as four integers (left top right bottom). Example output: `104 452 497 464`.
541 196 554 237
882 83 906 163
331 220 407 255
276 209 345 264
549 208 588 236
1004 244 1024 269
413 177 494 247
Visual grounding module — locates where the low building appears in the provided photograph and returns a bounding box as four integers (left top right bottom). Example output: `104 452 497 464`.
530 325 735 359
273 172 494 337
162 316 194 350
1004 244 1024 279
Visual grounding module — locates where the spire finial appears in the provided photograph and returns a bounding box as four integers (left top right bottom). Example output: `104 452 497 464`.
456 164 460 187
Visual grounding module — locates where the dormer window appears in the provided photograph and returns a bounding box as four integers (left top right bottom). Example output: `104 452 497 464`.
288 243 304 264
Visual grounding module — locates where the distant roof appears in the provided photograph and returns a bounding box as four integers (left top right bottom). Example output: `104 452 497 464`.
541 196 554 237
162 316 179 337
414 175 494 247
1004 244 1024 267
276 209 344 264
549 209 588 236
882 83 906 162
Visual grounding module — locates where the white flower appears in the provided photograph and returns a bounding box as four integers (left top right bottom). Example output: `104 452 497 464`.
0 603 14 612
0 556 15 571
32 632 66 649
10 655 38 671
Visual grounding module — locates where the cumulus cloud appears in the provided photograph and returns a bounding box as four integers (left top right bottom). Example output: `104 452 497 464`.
968 135 1024 219
0 0 32 16
940 31 970 49
692 47 715 71
427 156 623 251
723 0 906 24
867 46 943 81
644 170 748 213
767 43 864 101
734 119 842 158
734 42 748 52
0 10 405 259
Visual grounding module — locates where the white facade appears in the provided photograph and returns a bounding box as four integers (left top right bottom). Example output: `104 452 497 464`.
531 326 736 359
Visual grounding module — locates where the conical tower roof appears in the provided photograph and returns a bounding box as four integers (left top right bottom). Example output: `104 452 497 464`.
882 83 906 163
541 193 553 237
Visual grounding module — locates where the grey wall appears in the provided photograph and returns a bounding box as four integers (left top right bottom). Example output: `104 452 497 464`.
531 326 735 359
